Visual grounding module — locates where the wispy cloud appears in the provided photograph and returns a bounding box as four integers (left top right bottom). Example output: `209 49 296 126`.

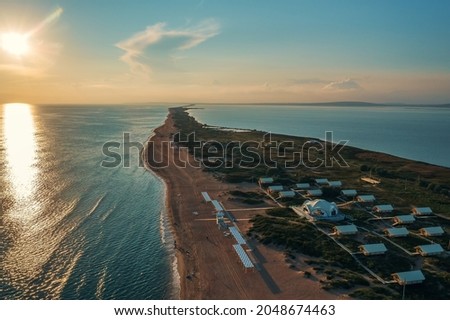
288 78 330 85
116 19 219 78
323 78 362 91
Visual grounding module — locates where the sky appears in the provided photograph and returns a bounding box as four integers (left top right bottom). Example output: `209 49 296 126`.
1 0 450 104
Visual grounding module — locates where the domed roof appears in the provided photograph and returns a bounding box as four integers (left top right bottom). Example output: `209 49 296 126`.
302 199 339 217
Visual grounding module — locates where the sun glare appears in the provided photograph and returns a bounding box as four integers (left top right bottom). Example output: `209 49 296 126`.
0 32 30 57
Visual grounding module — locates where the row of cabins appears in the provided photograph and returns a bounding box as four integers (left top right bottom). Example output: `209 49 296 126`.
259 177 344 199
332 223 446 256
354 193 434 219
296 199 444 235
359 242 445 256
334 224 445 238
368 204 443 237
266 185 297 198
260 177 446 256
372 204 434 217
261 178 435 216
296 178 343 189
297 179 342 198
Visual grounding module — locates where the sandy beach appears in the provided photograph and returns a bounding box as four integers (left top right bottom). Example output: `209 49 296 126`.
144 109 343 299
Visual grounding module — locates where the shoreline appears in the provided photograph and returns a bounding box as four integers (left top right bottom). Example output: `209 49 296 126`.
143 131 182 300
143 113 199 299
157 176 181 299
186 106 450 169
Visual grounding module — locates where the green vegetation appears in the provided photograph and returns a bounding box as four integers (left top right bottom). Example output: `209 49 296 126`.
171 107 450 215
322 268 370 290
229 190 265 204
266 207 298 218
359 252 413 278
388 235 431 252
229 190 264 198
404 270 450 299
248 214 359 269
350 286 400 300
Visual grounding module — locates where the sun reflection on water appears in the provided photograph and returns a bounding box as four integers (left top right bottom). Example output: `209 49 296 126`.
3 103 37 201
2 103 46 293
1 103 85 298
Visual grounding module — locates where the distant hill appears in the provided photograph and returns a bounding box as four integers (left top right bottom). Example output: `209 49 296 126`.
294 101 385 107
233 101 386 107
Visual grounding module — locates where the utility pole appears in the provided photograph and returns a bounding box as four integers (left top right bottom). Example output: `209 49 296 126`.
402 283 406 300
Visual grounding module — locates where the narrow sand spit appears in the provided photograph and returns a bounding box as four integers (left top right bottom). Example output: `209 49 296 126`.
145 110 343 299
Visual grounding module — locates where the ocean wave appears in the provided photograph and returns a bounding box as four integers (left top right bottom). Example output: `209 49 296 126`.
144 131 181 299
95 266 108 299
159 206 180 299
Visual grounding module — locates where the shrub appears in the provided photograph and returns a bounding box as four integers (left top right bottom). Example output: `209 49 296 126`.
360 164 370 172
266 208 297 218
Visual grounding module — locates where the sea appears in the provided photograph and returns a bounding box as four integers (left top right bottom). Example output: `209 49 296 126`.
0 103 449 300
0 104 176 299
189 104 450 168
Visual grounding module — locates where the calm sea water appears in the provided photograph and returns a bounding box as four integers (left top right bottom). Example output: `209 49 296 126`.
0 104 176 299
189 104 450 168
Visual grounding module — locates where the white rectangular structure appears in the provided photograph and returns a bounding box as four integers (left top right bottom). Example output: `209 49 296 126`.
419 226 445 237
373 204 394 213
232 244 254 269
229 226 246 245
392 270 425 285
201 191 212 202
393 215 416 224
341 189 357 197
278 190 296 198
359 243 387 255
385 227 409 238
211 200 224 212
268 185 284 192
415 244 444 256
259 177 274 184
295 183 311 189
315 178 329 185
307 189 323 197
328 180 342 187
412 207 433 216
357 195 376 202
334 224 358 235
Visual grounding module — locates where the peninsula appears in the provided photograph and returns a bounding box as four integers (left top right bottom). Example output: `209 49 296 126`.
145 106 450 300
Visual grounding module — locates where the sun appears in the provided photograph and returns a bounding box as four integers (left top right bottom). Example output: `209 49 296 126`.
0 32 30 57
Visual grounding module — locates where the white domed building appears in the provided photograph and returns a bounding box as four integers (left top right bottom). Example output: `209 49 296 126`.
293 199 345 221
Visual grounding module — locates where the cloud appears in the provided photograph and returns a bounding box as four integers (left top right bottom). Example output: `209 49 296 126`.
116 19 219 78
323 78 362 91
288 78 329 85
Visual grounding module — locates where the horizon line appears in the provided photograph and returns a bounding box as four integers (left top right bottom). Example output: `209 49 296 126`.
3 100 450 107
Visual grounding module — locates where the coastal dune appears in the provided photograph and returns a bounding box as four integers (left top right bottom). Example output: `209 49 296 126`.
144 109 340 299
